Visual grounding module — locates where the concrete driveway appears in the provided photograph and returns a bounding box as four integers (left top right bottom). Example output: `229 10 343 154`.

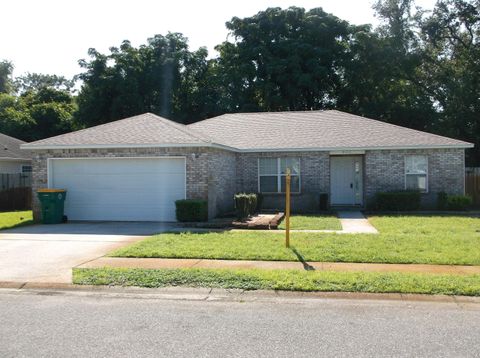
0 222 176 284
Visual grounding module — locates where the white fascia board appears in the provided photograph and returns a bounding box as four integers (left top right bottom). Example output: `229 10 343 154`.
21 142 239 152
238 144 474 152
20 142 473 152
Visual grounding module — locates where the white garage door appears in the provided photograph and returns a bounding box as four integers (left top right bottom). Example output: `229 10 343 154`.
48 157 186 222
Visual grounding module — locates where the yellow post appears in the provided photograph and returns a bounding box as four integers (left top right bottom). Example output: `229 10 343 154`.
285 168 291 248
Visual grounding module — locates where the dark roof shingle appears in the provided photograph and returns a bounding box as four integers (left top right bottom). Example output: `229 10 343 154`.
0 132 31 160
188 110 472 150
23 110 473 151
23 113 211 148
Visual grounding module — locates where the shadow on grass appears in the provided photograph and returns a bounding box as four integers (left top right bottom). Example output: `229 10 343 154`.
291 247 315 271
0 219 35 232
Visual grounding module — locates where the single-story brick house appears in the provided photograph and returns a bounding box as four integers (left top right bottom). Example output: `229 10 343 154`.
0 132 31 175
22 110 473 221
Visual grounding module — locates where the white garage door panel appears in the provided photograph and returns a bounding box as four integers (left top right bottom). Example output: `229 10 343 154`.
50 158 186 222
56 174 185 191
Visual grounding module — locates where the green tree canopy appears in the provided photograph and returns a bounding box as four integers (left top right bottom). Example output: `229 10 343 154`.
215 7 352 111
75 33 218 126
0 60 14 94
14 73 75 94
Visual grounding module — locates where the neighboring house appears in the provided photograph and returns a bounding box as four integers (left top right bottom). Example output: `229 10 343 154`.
0 132 32 175
22 110 473 222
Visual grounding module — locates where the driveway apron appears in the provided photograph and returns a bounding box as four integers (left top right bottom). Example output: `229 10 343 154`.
0 222 174 284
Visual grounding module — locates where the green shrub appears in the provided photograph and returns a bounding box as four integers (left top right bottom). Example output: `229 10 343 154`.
437 192 448 210
375 191 421 211
256 193 264 212
175 200 208 222
446 195 472 211
319 193 329 211
234 193 258 220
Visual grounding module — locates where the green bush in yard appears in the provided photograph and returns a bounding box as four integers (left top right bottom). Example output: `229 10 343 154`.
446 195 472 211
256 192 264 212
437 191 448 210
319 193 329 211
175 200 208 222
234 193 257 220
375 191 421 211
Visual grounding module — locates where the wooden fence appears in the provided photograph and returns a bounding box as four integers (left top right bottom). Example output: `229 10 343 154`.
0 173 32 211
0 173 31 191
466 167 480 207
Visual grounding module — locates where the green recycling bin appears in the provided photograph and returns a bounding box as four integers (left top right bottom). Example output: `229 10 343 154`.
37 189 67 224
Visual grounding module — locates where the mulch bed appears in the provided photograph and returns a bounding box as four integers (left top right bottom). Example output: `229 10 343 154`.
232 213 284 230
179 212 285 230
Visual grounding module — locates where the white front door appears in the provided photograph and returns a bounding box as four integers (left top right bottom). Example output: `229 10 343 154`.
48 157 186 222
330 156 363 206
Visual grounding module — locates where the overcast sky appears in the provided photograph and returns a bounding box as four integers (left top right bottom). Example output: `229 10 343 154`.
1 0 436 79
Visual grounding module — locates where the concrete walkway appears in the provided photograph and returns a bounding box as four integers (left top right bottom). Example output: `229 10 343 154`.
78 257 480 275
337 211 379 234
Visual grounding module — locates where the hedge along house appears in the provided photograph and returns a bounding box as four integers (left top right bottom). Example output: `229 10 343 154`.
22 110 472 222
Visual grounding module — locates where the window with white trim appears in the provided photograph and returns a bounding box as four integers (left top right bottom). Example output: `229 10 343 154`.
405 155 428 192
258 158 300 193
21 165 32 173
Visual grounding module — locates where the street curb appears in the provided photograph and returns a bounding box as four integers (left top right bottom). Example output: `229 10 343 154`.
1 281 479 304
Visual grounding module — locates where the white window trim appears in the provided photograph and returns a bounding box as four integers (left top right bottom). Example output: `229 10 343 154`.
257 158 301 194
404 155 428 193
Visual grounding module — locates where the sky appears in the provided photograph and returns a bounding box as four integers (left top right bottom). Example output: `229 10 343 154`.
1 0 437 79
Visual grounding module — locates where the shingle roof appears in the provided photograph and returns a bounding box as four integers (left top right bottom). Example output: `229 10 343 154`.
23 113 211 148
23 110 473 151
0 132 31 160
188 110 472 150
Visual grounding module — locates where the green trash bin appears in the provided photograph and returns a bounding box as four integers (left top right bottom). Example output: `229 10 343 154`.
37 189 67 224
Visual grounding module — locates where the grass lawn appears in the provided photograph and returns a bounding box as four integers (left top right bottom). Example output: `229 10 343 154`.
0 211 33 231
110 215 480 265
73 267 480 296
278 214 341 230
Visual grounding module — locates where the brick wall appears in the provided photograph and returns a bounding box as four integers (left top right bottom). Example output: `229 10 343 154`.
30 146 466 220
30 147 212 220
365 148 465 207
236 151 330 212
207 149 237 218
237 148 465 211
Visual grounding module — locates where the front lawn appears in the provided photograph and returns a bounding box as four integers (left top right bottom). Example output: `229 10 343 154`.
278 214 341 230
110 215 480 265
0 211 33 231
73 267 480 296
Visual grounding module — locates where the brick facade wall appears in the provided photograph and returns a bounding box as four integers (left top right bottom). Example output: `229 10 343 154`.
364 148 465 207
30 147 215 220
207 150 237 218
30 146 466 220
235 151 330 212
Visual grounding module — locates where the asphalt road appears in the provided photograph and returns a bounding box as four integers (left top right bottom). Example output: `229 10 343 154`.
0 289 479 358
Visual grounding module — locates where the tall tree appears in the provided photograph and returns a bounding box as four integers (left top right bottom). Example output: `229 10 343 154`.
0 60 14 94
215 7 352 112
337 0 437 131
76 33 216 126
419 0 480 164
0 86 76 142
14 73 75 94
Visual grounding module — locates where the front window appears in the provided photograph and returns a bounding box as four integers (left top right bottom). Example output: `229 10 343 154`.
258 158 300 193
21 165 32 173
405 155 428 192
